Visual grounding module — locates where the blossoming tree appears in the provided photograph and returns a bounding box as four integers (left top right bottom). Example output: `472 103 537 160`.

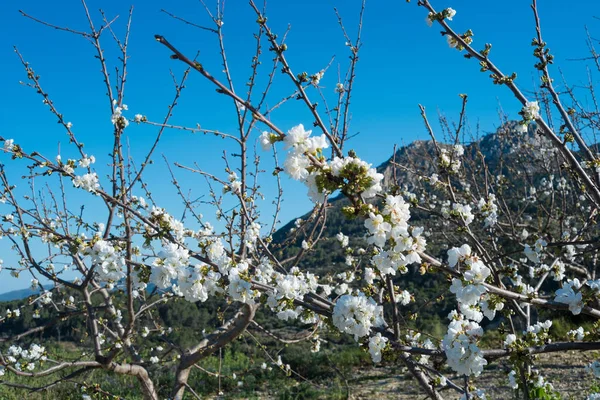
2 0 600 399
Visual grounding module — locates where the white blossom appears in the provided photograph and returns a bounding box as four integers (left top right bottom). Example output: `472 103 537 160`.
508 370 518 389
259 131 274 150
78 155 96 168
368 333 388 363
332 293 385 340
442 314 486 376
522 101 540 120
72 173 100 192
554 278 583 315
3 139 14 151
336 232 349 248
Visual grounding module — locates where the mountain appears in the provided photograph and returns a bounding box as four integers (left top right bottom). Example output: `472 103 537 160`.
0 287 40 302
273 122 529 244
269 121 574 325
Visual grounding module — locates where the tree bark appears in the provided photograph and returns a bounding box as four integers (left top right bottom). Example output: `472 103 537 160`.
171 304 257 400
110 362 158 400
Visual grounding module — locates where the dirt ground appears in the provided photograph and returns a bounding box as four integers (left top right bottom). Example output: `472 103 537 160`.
347 352 597 399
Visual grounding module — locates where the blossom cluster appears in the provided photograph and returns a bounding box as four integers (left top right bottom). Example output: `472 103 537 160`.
111 100 129 129
554 278 600 315
3 343 46 372
444 245 503 375
521 100 540 121
368 333 388 363
72 172 100 193
86 239 126 283
366 195 425 276
282 124 327 180
438 145 464 173
332 293 385 341
503 320 552 350
476 194 498 228
151 242 190 289
264 265 320 321
448 245 491 309
524 237 547 264
279 124 383 203
442 311 487 376
441 202 474 226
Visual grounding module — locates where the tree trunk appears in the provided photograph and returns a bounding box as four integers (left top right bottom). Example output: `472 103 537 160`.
171 304 257 399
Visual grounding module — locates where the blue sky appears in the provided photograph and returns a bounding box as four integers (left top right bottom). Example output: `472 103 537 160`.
0 0 598 292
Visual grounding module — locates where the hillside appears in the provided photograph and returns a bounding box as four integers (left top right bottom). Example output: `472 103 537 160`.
0 287 39 302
